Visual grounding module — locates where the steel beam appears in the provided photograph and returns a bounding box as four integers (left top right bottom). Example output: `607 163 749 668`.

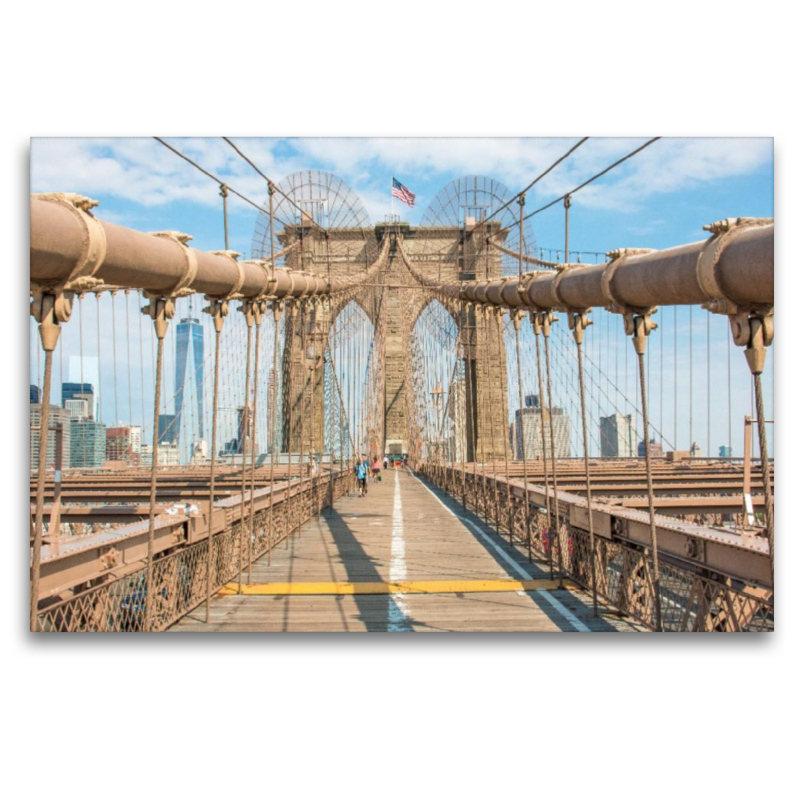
30 194 384 299
413 224 773 310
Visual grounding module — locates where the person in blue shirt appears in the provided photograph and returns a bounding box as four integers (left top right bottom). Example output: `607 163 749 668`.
356 454 369 497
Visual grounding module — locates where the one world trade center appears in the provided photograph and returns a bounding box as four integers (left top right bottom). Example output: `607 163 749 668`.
174 307 204 448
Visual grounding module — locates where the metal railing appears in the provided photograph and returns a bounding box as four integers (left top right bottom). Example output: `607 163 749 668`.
420 463 773 632
37 471 354 632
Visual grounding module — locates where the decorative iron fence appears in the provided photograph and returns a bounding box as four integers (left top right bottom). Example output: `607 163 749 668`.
37 472 353 632
420 464 773 632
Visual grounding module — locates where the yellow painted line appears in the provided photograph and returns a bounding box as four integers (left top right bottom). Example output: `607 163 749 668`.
219 579 577 596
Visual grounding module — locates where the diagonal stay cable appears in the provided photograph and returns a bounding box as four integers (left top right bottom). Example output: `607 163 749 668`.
474 137 590 235
222 137 326 232
153 137 299 232
414 138 591 260
516 137 661 228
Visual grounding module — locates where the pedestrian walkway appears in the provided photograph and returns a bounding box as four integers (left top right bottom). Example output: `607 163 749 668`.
173 469 643 632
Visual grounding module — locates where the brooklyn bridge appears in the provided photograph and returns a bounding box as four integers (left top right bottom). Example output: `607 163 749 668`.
29 141 774 632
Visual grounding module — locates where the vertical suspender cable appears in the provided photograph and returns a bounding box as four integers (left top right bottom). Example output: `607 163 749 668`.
573 314 598 616
96 294 103 424
268 303 281 563
125 291 133 441
753 373 774 585
659 309 664 448
138 291 146 436
632 315 663 631
286 301 296 544
484 307 501 535
237 304 254 594
299 301 308 526
689 305 693 450
513 314 532 561
143 298 168 632
480 307 496 524
542 320 565 585
247 306 263 584
205 311 223 623
111 291 119 425
727 322 732 456
309 301 318 514
30 318 58 631
516 195 532 560
204 184 230 618
459 301 468 507
533 318 553 578
707 312 711 457
494 311 512 541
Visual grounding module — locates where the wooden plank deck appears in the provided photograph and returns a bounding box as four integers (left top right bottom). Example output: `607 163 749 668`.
172 468 644 633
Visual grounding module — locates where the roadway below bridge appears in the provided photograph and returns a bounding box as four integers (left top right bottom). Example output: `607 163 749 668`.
173 468 643 632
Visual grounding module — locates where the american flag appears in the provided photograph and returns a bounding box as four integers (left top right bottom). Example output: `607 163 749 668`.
392 177 416 208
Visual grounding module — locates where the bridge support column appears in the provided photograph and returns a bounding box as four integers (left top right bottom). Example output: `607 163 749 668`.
282 300 329 458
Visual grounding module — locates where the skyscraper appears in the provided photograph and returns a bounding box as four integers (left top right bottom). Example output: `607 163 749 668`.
62 383 95 420
106 427 133 463
30 385 40 404
70 419 106 468
600 413 636 458
141 442 181 467
129 425 142 464
68 357 99 419
174 313 204 446
514 395 570 459
158 413 177 444
65 398 90 419
30 404 72 470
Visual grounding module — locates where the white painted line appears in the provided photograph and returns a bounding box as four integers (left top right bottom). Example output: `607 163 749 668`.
388 468 410 631
405 468 530 578
391 469 407 581
460 517 531 580
406 469 591 633
534 590 591 632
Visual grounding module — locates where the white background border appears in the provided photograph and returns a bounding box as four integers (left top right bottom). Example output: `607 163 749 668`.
5 3 794 798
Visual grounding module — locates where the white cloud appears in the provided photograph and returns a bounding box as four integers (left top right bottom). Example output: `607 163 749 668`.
31 136 773 222
292 136 772 215
30 137 306 215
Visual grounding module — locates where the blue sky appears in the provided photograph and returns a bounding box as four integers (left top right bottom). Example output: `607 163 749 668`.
30 137 773 259
30 137 774 458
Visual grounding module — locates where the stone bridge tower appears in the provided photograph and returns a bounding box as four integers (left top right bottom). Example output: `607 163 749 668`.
276 218 508 462
257 172 515 463
379 219 508 461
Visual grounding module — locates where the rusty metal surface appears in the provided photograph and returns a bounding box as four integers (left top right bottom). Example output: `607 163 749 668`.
420 463 772 631
429 464 771 587
36 471 355 631
30 196 773 311
30 194 388 300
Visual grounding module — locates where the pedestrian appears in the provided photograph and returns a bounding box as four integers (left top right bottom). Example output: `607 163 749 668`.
356 454 368 497
383 455 388 470
371 456 381 483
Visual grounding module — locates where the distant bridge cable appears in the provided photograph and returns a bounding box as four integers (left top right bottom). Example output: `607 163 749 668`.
221 137 326 232
153 137 301 234
421 137 592 260
517 137 661 228
476 136 590 233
